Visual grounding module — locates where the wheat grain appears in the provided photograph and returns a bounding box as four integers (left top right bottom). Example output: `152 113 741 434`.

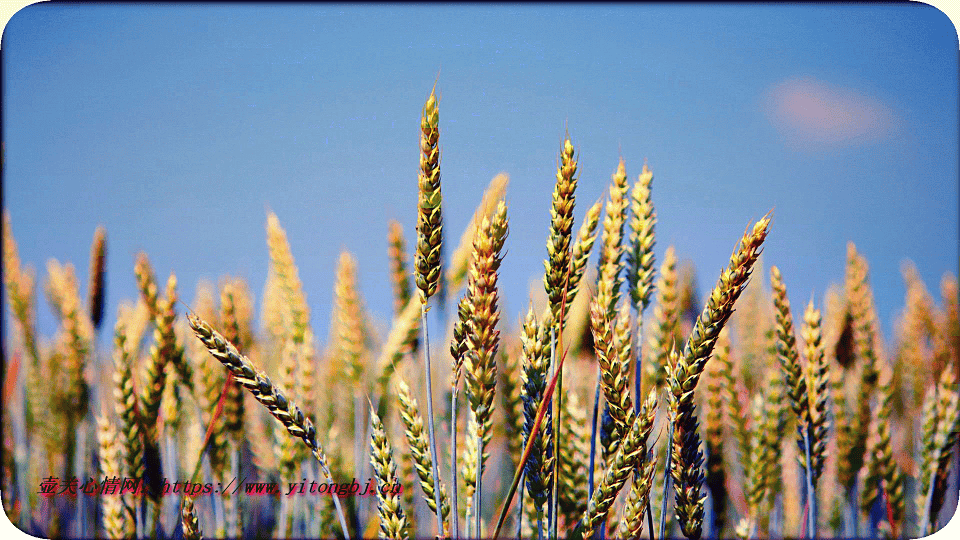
369 406 411 540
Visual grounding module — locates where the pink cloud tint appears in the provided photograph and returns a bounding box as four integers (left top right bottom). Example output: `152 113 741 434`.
764 76 898 150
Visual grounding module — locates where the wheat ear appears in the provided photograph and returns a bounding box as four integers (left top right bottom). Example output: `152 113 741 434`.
447 173 509 293
369 405 411 540
187 311 351 540
85 225 107 331
463 200 508 536
668 214 771 540
580 389 658 539
181 495 203 540
413 83 445 539
627 161 657 412
97 415 135 539
396 378 450 530
647 245 679 391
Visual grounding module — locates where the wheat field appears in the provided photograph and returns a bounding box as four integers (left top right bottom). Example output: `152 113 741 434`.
2 85 959 540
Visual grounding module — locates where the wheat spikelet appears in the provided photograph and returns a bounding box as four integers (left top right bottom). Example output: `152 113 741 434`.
557 389 589 527
668 214 771 540
86 225 107 330
590 300 634 444
647 245 679 390
566 199 603 313
333 250 366 384
499 341 526 466
369 406 411 540
801 299 830 484
447 173 509 293
388 220 414 317
396 378 450 527
704 327 729 537
593 157 630 320
186 313 346 521
266 211 310 343
926 366 960 531
97 415 135 539
772 266 808 429
860 366 905 535
463 201 508 462
580 389 658 540
520 306 553 513
415 86 443 302
543 136 579 327
939 274 959 377
375 298 421 400
112 314 144 490
627 161 657 313
45 259 92 415
181 495 203 540
219 280 248 443
837 243 879 494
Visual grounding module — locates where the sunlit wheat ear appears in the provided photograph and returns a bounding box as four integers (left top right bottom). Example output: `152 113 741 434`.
415 86 443 302
219 281 248 443
920 365 960 535
333 250 366 384
388 220 413 317
112 314 144 495
557 389 590 526
463 201 508 535
396 378 450 529
181 495 203 540
647 245 679 390
801 299 829 484
627 162 656 312
45 259 93 414
836 243 879 497
542 136 578 329
97 415 134 539
369 406 411 540
520 306 552 517
594 157 630 319
860 366 905 536
266 211 310 344
668 214 771 540
590 299 634 441
187 312 350 540
86 225 106 330
412 83 445 539
447 173 509 293
703 327 729 537
580 389 657 540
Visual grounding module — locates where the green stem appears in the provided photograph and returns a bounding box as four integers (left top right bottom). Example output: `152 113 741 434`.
422 303 445 538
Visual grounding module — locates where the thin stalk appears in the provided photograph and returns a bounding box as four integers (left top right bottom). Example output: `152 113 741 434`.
353 393 363 534
421 303 445 538
588 370 601 502
476 430 483 537
551 328 561 540
451 388 460 540
634 314 643 413
646 496 656 540
802 428 815 540
517 474 525 540
658 412 674 540
538 509 545 540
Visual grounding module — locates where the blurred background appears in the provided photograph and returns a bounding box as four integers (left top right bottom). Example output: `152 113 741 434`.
3 3 957 348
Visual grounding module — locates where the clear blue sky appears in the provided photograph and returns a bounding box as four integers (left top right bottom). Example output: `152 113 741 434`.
3 4 957 348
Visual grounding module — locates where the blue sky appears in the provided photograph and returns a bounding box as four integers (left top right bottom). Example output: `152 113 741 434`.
2 3 957 349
